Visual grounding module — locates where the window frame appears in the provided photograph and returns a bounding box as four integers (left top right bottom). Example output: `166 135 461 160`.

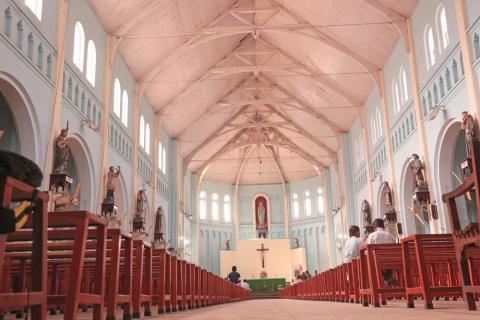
86 40 96 86
73 21 85 72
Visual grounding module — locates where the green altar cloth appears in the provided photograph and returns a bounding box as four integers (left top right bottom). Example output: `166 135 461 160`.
246 278 286 292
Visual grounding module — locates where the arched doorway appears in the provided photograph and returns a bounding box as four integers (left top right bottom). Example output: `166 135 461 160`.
401 158 430 235
0 73 39 163
0 92 20 152
436 121 477 232
67 135 95 212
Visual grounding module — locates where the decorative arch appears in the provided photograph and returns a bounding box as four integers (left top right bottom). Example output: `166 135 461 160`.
399 156 429 236
0 72 40 163
68 134 96 212
434 119 466 233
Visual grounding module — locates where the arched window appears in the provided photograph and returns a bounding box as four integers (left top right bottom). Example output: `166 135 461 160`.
73 22 85 71
426 26 436 68
145 124 150 154
158 142 163 169
305 191 312 217
86 40 96 86
162 147 166 174
292 193 299 219
317 188 324 214
376 107 383 137
393 80 400 113
474 33 480 60
370 115 376 143
224 195 231 222
121 90 128 126
25 0 43 20
113 79 121 117
211 193 219 221
438 6 449 50
199 191 207 220
400 68 408 103
139 116 145 148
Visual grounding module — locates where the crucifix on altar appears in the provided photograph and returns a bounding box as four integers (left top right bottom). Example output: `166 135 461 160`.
256 243 269 268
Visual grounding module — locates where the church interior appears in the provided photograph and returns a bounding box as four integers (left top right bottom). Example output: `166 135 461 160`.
1 0 480 319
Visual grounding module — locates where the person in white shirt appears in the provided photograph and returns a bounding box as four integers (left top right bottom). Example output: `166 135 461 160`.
240 279 250 290
366 218 396 285
344 225 363 261
366 218 396 245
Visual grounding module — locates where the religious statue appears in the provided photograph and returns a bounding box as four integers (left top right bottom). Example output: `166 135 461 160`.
409 154 428 191
225 240 231 251
49 184 80 211
106 166 121 201
154 206 165 242
258 202 266 225
381 182 397 224
461 111 476 159
133 189 146 232
294 237 300 248
382 182 393 208
361 200 372 226
52 125 69 174
255 196 268 238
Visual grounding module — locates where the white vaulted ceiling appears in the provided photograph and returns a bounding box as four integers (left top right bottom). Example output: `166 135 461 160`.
90 0 417 184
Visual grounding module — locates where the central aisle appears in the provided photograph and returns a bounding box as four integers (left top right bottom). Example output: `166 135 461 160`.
156 299 479 320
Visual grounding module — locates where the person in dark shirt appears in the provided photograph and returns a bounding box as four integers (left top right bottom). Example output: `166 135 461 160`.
228 266 241 284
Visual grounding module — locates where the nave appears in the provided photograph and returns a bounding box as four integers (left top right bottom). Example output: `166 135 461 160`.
39 299 480 320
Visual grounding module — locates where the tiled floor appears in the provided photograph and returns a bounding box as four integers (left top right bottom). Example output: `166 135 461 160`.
4 299 480 319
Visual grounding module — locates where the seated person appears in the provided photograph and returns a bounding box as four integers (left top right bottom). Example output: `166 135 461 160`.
367 218 396 285
344 225 363 261
240 279 250 290
227 265 241 284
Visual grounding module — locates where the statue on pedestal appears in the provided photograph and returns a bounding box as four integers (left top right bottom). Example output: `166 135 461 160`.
361 200 372 226
409 154 430 207
294 237 300 248
53 126 69 175
50 123 73 193
361 200 374 234
225 240 231 250
102 166 120 217
133 189 146 232
461 111 476 159
106 166 121 201
154 206 165 243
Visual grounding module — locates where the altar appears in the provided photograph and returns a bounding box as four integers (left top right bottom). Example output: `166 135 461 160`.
220 238 306 282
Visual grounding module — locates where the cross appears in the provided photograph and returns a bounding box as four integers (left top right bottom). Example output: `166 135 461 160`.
256 243 269 269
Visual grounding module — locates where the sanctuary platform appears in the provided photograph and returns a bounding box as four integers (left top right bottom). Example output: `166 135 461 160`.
220 239 306 281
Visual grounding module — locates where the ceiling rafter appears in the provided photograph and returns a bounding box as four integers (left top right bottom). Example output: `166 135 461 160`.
154 35 253 114
175 77 252 139
264 144 288 185
182 105 249 164
264 104 337 155
256 38 362 107
260 74 344 136
268 0 383 96
138 0 242 85
364 0 410 52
